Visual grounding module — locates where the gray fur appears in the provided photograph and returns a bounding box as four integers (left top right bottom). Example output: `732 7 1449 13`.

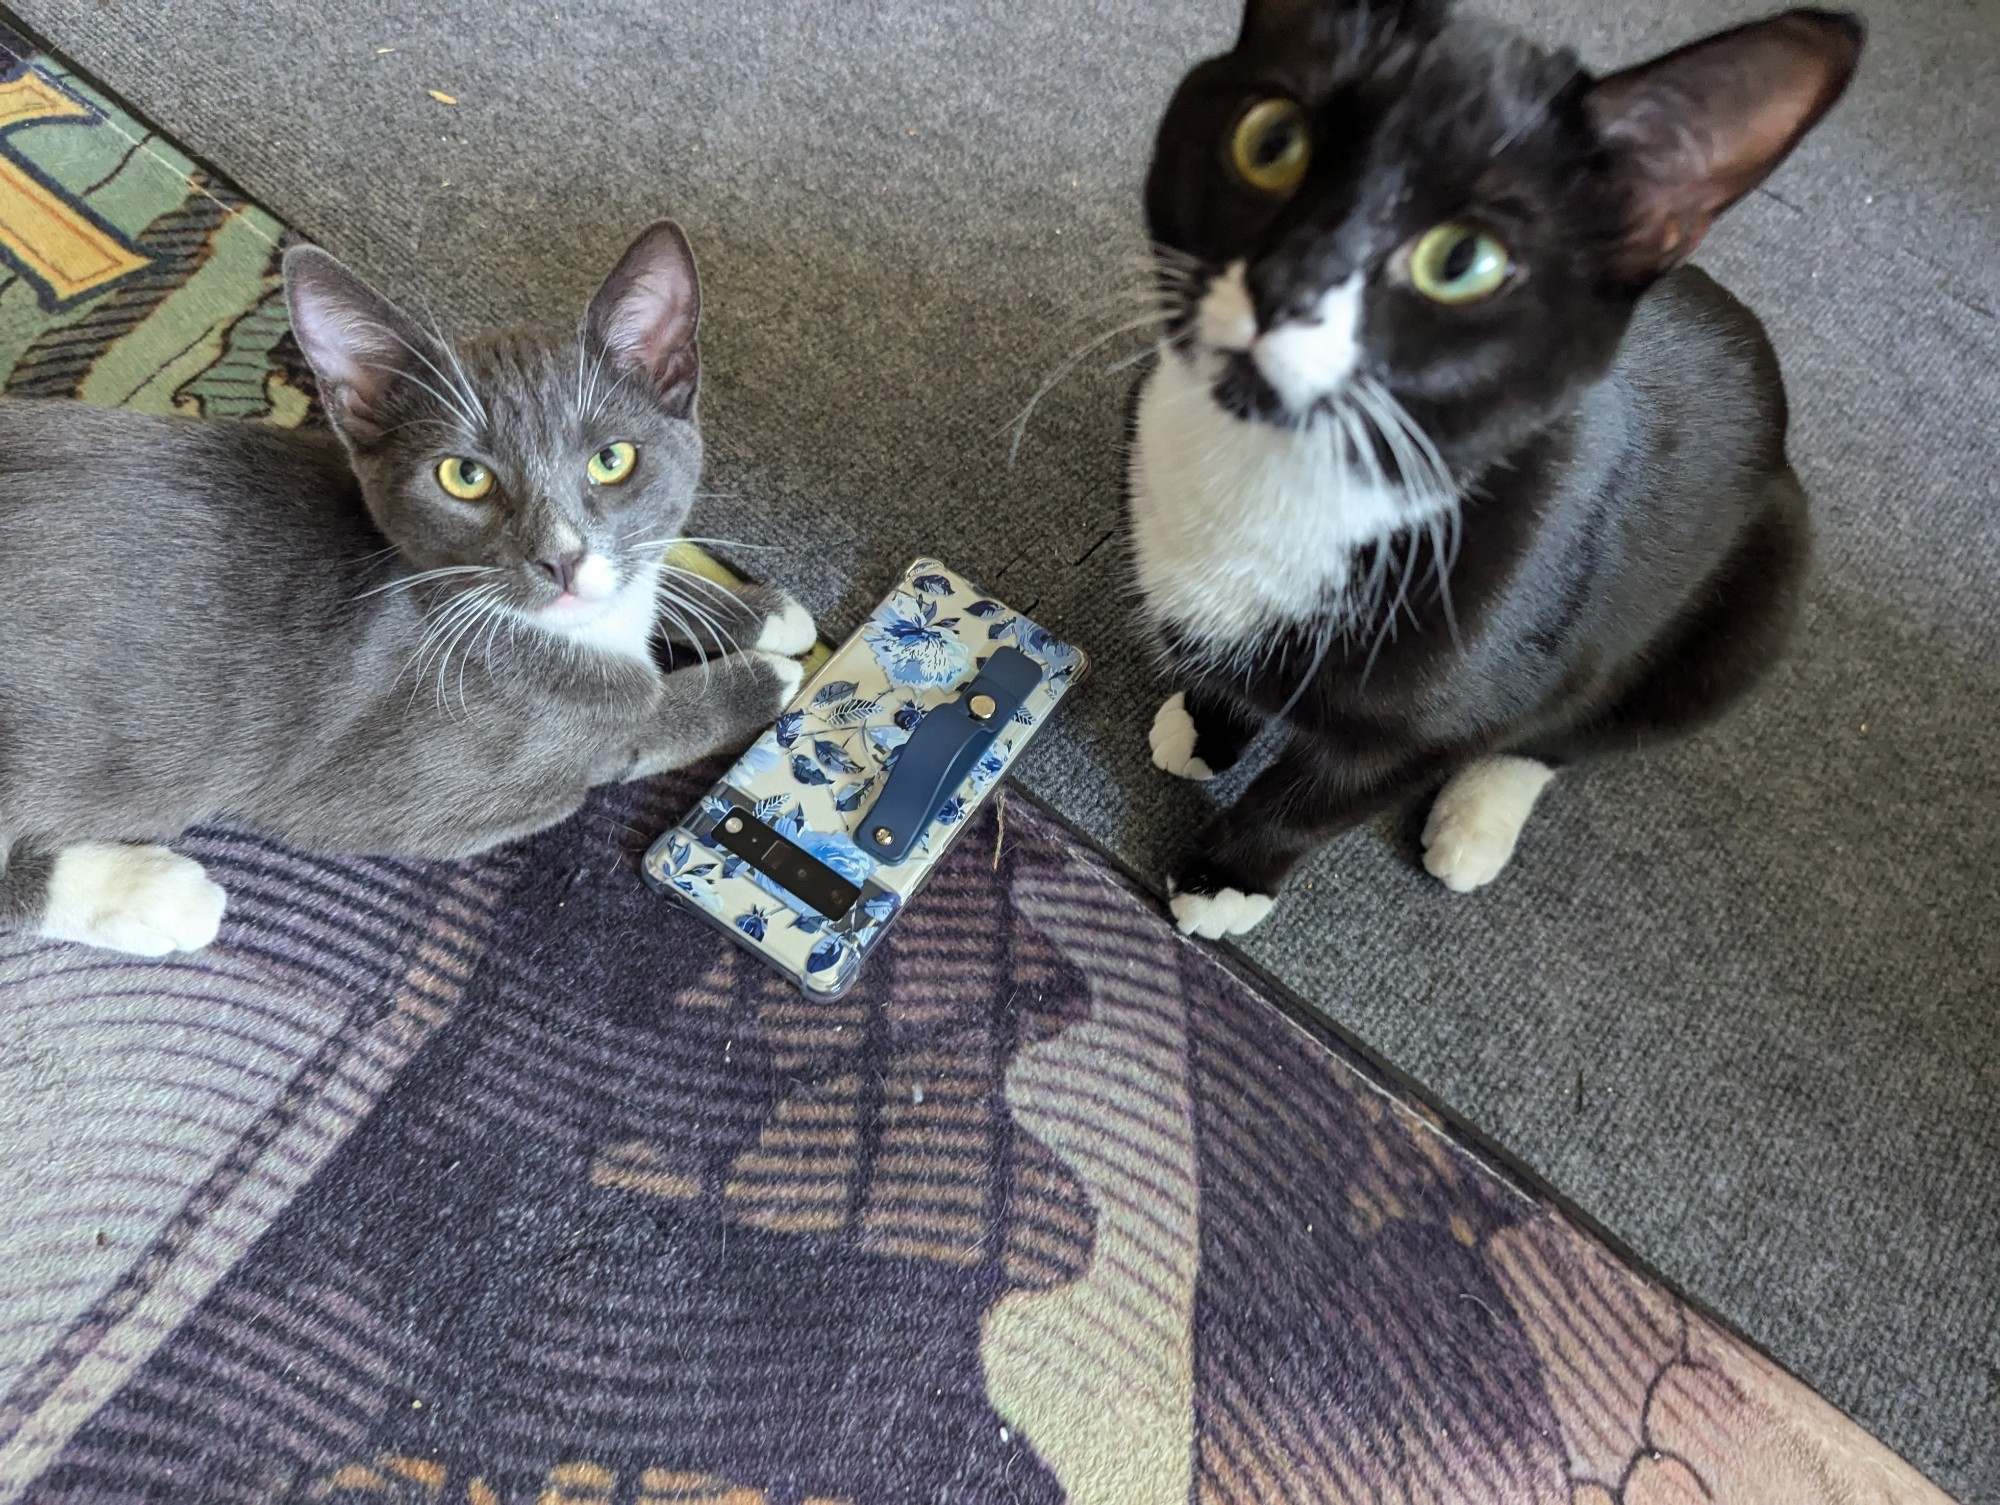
0 221 803 948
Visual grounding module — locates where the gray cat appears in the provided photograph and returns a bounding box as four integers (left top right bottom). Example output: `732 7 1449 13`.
0 220 812 957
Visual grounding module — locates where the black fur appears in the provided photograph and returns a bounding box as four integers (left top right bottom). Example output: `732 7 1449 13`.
1133 3 1863 909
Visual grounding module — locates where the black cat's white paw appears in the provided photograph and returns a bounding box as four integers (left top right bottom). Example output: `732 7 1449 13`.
39 842 226 956
1168 884 1275 938
753 596 817 657
1421 756 1554 892
1149 692 1214 781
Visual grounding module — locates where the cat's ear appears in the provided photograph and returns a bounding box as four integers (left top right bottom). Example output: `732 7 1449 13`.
1237 0 1447 48
284 247 445 444
585 221 701 418
1586 8 1863 281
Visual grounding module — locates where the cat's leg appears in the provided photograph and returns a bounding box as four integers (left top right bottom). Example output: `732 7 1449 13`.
1420 756 1558 892
1168 739 1451 938
652 576 816 666
624 650 806 781
1550 476 1807 763
1420 474 1808 893
1421 476 1806 893
736 583 818 656
1149 685 1264 781
0 833 50 935
2 839 227 955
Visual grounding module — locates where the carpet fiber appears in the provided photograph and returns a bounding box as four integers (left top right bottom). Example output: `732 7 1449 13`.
0 4 1993 1497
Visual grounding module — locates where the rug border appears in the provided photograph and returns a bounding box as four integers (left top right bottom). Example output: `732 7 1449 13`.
1001 784 1959 1499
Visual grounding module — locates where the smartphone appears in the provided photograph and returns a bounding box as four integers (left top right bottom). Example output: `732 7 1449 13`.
643 558 1087 997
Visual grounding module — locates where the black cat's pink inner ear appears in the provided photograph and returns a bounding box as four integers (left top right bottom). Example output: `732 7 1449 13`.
283 247 426 438
585 221 701 412
1586 8 1864 280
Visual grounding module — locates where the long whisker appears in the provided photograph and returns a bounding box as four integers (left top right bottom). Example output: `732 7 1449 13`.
404 581 498 706
413 311 490 429
355 359 478 432
652 582 729 683
658 578 739 657
1005 311 1168 465
386 325 485 430
435 584 505 717
454 589 513 715
357 564 495 600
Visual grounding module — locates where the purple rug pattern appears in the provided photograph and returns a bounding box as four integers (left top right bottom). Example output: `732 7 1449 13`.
0 769 1953 1504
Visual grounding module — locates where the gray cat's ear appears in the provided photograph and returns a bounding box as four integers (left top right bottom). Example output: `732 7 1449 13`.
585 221 701 418
283 246 441 443
1586 8 1863 281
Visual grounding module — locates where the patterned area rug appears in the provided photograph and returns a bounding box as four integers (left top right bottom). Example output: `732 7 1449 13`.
0 23 1959 1505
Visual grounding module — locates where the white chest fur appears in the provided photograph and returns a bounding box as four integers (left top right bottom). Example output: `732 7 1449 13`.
1127 350 1447 652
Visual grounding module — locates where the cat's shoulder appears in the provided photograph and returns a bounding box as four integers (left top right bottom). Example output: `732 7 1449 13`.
1624 267 1779 378
0 394 351 488
1614 266 1787 442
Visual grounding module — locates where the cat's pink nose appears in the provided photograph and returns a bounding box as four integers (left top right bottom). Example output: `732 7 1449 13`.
533 550 586 594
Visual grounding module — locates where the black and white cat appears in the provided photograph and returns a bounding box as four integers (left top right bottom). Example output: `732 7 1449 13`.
1128 0 1863 937
0 221 812 956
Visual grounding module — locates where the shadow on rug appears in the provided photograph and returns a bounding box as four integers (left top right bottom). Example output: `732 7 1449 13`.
0 20 1957 1505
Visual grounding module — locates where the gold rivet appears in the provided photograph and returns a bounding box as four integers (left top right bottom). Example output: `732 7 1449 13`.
968 693 997 721
873 826 895 846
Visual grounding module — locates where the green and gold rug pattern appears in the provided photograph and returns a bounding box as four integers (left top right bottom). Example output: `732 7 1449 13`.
0 25 307 421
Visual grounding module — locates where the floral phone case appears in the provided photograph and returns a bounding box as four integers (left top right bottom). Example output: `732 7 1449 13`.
642 558 1087 997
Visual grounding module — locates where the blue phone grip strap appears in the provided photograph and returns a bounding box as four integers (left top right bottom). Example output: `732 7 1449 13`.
860 647 1042 864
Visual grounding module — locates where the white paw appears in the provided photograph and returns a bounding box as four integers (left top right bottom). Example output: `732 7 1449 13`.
1148 692 1214 781
754 596 817 656
40 843 227 956
757 650 806 703
1421 756 1556 893
1169 885 1274 939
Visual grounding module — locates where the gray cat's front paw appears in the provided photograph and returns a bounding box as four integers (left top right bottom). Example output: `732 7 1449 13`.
755 650 806 706
752 595 817 656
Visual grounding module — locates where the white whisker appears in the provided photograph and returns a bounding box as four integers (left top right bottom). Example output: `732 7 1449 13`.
1006 311 1168 465
388 324 485 430
357 564 495 600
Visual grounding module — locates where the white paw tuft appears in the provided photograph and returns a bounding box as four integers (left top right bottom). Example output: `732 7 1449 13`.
1421 756 1556 893
1169 885 1274 939
754 596 817 657
757 650 806 703
1148 692 1214 781
40 843 227 956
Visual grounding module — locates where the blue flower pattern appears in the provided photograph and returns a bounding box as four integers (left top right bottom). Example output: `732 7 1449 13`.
645 560 1083 995
863 592 972 689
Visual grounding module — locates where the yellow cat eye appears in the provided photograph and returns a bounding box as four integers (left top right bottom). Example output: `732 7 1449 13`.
1407 222 1512 305
586 440 638 486
1230 98 1310 195
435 455 494 501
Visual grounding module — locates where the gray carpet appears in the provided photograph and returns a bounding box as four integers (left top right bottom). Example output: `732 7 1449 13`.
9 0 1995 1493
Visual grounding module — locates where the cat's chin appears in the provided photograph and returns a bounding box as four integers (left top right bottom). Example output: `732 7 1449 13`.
526 571 661 664
538 591 614 619
1203 349 1292 425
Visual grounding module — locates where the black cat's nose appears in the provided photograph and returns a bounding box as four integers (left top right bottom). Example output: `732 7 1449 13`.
533 550 586 594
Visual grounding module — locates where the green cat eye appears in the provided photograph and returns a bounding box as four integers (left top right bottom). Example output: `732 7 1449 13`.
1230 98 1310 195
586 440 638 486
435 455 493 501
1407 222 1512 305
